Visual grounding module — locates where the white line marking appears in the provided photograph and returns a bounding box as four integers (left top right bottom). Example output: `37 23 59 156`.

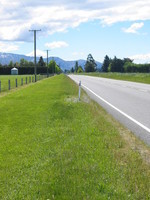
82 84 150 133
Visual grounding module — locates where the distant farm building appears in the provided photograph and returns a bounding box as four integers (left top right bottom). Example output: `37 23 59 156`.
11 67 18 75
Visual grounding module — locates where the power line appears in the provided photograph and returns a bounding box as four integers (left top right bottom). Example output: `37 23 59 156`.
29 29 41 82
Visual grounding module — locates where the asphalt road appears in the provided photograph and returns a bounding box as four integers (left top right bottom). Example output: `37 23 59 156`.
69 75 150 145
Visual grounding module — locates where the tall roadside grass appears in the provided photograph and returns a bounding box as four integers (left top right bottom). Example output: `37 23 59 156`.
0 74 149 199
81 72 150 84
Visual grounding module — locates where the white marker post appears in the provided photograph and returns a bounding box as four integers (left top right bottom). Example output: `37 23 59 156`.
79 81 81 101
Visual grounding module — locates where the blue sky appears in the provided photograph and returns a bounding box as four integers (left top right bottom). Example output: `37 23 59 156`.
0 0 150 63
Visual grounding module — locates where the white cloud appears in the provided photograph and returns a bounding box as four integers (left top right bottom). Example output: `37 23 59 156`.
97 1 150 25
0 42 19 52
45 41 69 49
26 49 46 57
123 22 144 34
130 53 150 63
0 0 150 41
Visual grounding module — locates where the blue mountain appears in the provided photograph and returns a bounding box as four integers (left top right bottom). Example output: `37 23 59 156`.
0 52 102 71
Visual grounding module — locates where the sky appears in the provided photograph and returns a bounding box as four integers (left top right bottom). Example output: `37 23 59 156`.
1 0 150 63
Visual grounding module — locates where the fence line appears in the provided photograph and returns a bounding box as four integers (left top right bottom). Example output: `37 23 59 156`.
0 74 51 94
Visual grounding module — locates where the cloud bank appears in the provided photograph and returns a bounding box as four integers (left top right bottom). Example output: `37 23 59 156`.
26 49 46 57
0 42 19 52
0 0 149 41
45 41 69 49
123 22 144 34
130 53 150 63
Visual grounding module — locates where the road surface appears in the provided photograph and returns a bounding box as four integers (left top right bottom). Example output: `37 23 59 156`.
69 75 150 145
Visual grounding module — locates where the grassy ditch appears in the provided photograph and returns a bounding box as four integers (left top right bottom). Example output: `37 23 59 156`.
0 74 150 199
81 72 150 84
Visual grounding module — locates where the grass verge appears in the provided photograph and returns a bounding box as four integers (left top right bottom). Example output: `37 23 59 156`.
81 72 150 84
0 74 150 199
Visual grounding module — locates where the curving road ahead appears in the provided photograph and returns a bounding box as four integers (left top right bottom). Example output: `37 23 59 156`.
69 75 150 145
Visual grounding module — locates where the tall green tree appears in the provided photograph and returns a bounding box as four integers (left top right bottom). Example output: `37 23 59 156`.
123 58 133 64
38 56 45 67
102 55 110 72
74 61 79 72
20 58 24 67
77 66 83 73
14 62 20 68
55 65 62 74
28 61 34 67
84 54 97 72
48 60 56 74
109 56 124 72
8 61 14 68
71 67 74 73
48 60 61 74
20 58 29 67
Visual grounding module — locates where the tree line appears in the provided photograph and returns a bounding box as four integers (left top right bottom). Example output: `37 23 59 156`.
1 54 150 75
101 55 150 73
70 54 97 73
0 56 62 75
69 53 150 74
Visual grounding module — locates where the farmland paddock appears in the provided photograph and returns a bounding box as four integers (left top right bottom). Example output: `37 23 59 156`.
0 74 52 94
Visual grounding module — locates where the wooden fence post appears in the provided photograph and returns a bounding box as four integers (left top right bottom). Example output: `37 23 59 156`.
8 80 10 90
16 79 17 88
21 78 23 86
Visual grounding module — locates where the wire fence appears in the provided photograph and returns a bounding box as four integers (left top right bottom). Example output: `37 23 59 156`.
0 74 51 94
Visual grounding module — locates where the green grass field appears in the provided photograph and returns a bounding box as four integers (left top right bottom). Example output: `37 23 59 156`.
0 75 47 93
0 74 150 199
81 72 150 84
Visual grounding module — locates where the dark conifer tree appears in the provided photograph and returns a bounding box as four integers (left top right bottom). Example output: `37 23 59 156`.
102 55 110 72
84 54 97 72
38 56 45 67
74 61 79 72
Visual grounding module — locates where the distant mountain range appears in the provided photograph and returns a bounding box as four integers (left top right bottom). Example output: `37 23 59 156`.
0 52 102 71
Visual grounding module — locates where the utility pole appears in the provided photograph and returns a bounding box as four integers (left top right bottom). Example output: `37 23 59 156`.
45 50 51 77
52 57 55 74
29 29 41 82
